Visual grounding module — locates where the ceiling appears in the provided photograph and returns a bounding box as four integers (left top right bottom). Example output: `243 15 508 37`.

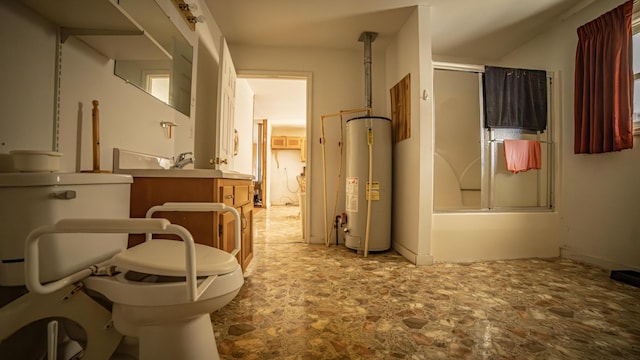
206 0 594 127
206 0 592 56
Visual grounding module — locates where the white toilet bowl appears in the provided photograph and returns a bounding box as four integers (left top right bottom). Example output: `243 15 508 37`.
84 238 244 360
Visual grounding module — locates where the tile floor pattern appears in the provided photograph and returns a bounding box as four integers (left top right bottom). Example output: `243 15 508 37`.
212 206 640 359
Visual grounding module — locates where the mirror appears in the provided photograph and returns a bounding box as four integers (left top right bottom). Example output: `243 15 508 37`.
114 0 193 116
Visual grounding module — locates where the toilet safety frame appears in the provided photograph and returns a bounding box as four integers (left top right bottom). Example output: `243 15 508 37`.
24 202 241 303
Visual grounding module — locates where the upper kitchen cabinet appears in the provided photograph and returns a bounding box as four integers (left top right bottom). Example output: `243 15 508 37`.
19 0 194 116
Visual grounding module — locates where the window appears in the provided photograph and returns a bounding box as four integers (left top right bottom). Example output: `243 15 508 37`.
147 74 170 103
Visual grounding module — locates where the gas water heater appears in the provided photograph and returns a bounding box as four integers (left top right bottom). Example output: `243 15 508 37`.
344 116 392 251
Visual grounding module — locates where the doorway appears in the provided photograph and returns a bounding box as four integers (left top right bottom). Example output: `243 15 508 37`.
238 72 311 242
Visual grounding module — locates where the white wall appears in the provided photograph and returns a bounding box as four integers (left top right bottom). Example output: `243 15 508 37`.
229 45 387 244
386 7 434 264
499 0 640 270
58 37 184 172
269 127 305 206
0 1 56 168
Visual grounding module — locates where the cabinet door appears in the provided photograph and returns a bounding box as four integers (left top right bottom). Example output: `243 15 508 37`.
286 137 301 149
234 185 250 205
300 138 307 162
240 204 253 271
221 185 234 206
271 136 286 149
215 37 236 169
129 178 216 248
219 211 240 263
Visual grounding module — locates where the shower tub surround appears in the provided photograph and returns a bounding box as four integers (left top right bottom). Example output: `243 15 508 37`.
211 206 640 359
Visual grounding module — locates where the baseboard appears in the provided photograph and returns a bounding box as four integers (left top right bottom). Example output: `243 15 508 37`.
392 242 433 265
308 235 324 245
415 253 434 266
560 248 640 272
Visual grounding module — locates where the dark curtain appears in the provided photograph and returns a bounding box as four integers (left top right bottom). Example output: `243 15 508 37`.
574 0 634 154
484 66 548 132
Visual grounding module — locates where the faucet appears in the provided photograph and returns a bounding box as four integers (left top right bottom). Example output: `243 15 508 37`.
171 152 194 169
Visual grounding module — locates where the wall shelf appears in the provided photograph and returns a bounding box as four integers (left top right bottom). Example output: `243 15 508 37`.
19 0 170 61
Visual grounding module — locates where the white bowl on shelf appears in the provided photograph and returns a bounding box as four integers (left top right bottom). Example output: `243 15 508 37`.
10 150 63 172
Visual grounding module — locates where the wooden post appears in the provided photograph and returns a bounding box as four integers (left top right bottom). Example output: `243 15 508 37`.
92 100 100 172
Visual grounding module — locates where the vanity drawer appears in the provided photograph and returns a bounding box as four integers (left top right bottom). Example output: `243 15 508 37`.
234 185 250 205
221 186 234 206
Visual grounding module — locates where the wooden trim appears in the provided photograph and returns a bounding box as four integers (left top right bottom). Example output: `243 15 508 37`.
260 120 268 207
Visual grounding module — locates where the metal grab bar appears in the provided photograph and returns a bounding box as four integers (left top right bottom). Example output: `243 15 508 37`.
145 202 241 257
24 218 202 301
486 139 552 144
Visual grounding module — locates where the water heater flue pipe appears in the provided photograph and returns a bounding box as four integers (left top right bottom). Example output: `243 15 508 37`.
320 108 372 247
359 32 377 109
359 31 378 257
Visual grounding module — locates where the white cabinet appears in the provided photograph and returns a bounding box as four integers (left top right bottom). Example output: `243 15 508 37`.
214 37 237 170
194 37 239 170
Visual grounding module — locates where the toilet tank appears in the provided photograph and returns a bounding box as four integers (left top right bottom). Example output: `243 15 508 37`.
0 173 133 286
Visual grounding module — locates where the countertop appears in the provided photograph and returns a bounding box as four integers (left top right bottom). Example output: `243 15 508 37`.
115 168 253 180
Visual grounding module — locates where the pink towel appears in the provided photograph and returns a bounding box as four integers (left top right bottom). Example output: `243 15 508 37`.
503 140 541 174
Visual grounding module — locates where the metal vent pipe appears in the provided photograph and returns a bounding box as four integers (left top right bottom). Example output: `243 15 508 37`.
358 32 378 109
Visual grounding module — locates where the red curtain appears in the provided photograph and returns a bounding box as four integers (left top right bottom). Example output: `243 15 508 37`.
574 0 634 154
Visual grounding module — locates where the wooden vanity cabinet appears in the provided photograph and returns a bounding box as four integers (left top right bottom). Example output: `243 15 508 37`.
129 177 254 271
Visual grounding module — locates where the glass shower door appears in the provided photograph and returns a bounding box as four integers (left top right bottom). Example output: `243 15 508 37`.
483 128 553 210
434 65 554 212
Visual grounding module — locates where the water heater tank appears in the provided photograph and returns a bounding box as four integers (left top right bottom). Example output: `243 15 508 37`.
344 116 392 251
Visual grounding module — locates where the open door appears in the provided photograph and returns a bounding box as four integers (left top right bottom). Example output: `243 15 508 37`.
252 120 268 207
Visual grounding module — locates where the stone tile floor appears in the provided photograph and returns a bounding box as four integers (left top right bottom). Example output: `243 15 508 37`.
212 206 640 359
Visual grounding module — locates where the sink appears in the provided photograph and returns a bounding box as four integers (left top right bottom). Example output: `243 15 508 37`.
113 148 252 179
113 148 172 170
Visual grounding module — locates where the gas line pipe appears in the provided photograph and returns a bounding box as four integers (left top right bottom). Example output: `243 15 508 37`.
320 107 372 247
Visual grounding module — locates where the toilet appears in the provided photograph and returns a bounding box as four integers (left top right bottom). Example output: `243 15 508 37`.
0 172 244 360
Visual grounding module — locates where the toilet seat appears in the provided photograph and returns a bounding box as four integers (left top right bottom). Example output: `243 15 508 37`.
114 239 238 277
84 240 242 307
83 264 242 307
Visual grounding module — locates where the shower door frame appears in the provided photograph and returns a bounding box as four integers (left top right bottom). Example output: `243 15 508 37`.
433 62 555 212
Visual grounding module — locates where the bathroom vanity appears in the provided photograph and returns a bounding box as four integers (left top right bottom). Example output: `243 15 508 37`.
124 171 254 271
